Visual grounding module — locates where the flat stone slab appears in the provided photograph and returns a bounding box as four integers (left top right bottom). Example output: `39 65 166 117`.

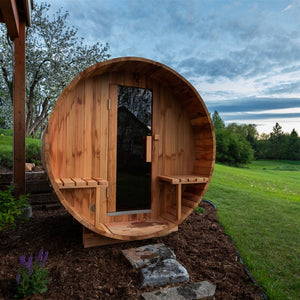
140 258 189 288
141 281 216 300
121 243 176 268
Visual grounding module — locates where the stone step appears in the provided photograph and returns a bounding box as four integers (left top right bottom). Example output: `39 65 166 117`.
121 243 176 269
121 243 216 297
141 281 216 300
140 258 189 289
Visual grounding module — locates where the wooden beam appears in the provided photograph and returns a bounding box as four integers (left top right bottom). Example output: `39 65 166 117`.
0 0 19 38
190 117 209 126
13 19 26 196
23 0 32 26
176 184 182 221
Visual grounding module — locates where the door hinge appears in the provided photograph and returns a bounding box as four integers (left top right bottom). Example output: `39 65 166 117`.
108 98 111 110
106 187 109 198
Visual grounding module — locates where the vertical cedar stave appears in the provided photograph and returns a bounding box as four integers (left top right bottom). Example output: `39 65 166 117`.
43 57 215 240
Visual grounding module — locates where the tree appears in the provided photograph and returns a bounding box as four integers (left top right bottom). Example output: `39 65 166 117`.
257 125 300 160
212 111 254 165
227 123 258 155
0 2 110 137
287 129 300 160
211 110 225 130
269 122 284 159
215 128 254 165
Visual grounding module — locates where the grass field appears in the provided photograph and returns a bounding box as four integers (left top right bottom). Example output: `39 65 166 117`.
204 160 300 300
0 129 41 168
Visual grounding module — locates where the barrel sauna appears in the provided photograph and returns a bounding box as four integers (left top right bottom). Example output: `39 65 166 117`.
43 57 215 242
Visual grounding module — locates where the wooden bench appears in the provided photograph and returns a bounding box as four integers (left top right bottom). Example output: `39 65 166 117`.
55 177 108 220
55 177 108 189
158 175 208 220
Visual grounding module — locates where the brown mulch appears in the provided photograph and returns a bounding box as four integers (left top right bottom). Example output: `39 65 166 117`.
0 201 264 299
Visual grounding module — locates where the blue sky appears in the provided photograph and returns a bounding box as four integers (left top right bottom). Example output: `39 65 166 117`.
46 0 300 134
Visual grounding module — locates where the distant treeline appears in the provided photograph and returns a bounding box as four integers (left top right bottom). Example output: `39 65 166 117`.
212 111 300 165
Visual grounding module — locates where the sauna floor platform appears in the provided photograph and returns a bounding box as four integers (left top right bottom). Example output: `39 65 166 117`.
104 218 174 237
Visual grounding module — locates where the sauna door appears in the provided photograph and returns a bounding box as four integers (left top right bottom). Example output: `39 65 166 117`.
108 85 152 213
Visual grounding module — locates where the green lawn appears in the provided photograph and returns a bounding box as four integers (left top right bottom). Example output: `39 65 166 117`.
0 129 41 168
205 160 300 300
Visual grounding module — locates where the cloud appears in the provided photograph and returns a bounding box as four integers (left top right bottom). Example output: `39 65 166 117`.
207 97 300 113
282 0 300 12
219 112 300 121
282 4 293 12
179 57 240 80
177 32 300 82
265 82 300 95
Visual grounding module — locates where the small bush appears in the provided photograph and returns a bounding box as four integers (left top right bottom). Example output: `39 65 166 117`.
0 128 13 136
26 144 41 165
0 117 5 128
0 187 30 230
0 151 13 169
194 206 205 214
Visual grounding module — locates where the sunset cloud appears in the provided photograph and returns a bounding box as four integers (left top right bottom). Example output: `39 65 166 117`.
46 0 300 134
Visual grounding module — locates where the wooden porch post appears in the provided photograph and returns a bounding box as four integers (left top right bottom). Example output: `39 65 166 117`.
13 19 26 196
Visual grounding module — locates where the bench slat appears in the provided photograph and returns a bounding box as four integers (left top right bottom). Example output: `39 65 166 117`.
72 178 87 187
61 178 75 188
82 178 98 187
92 177 108 186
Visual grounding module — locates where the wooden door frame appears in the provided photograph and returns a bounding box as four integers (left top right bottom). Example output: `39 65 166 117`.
107 83 153 216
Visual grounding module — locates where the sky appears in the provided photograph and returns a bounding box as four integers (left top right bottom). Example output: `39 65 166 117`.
45 0 300 134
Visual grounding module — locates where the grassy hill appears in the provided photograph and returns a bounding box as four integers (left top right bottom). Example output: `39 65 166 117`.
0 129 41 169
205 160 300 299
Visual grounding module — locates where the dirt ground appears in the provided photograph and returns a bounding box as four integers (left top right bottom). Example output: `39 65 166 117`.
0 201 264 299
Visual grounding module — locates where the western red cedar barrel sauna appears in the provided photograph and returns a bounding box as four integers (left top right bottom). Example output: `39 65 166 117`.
43 57 215 245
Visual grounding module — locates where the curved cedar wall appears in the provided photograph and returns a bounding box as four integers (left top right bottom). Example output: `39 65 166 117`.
43 57 215 241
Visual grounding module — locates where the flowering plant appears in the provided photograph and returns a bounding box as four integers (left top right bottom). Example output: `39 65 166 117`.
15 249 49 298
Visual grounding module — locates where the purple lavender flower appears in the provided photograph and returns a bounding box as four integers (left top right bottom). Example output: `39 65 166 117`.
41 251 49 267
16 273 20 284
37 249 43 263
26 255 33 274
19 254 26 267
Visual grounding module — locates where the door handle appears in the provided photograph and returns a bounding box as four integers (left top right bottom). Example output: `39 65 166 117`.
144 136 152 162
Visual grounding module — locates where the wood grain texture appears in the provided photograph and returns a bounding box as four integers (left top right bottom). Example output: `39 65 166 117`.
43 57 215 242
107 84 118 213
13 20 26 196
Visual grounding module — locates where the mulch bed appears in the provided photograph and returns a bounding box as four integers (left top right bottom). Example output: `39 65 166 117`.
0 201 263 299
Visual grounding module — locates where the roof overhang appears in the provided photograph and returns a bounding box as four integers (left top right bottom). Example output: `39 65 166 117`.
0 0 32 39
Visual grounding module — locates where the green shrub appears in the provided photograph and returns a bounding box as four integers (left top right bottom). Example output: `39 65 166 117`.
0 117 5 128
0 150 13 169
25 144 41 165
194 206 205 214
0 128 13 136
0 187 30 230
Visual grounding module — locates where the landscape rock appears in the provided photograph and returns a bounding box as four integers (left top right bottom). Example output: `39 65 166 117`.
121 243 176 268
140 258 189 288
141 281 216 300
